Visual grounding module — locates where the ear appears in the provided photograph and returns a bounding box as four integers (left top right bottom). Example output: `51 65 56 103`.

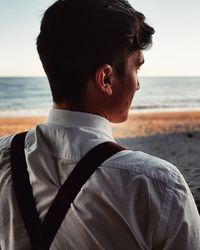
95 64 113 96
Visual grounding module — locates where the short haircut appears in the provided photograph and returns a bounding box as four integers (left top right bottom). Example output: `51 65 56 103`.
37 0 155 103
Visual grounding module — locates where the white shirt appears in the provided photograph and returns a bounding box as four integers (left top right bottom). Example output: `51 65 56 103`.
0 109 200 250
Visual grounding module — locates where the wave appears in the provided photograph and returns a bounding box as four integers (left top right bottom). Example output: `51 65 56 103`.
0 109 49 117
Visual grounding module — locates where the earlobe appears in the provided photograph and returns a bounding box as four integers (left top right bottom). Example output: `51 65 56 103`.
104 82 112 95
95 64 113 96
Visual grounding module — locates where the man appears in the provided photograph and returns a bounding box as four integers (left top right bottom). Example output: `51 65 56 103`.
0 0 200 249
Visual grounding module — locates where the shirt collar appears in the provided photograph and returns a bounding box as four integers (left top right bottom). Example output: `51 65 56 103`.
46 109 113 138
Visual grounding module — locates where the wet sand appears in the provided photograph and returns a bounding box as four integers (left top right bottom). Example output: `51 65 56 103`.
0 116 45 137
0 110 200 211
1 110 200 137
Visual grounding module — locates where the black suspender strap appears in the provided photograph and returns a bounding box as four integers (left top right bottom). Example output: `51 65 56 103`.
42 140 126 249
10 132 126 250
10 132 42 248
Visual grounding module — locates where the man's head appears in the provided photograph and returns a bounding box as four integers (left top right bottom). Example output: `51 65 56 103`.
37 0 154 99
37 0 154 122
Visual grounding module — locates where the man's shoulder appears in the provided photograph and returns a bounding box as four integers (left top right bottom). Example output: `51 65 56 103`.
0 129 36 152
102 149 183 185
0 134 15 151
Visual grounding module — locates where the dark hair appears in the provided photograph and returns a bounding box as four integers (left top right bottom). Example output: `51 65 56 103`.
37 0 155 103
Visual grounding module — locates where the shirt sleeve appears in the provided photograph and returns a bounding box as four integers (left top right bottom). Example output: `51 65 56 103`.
154 171 200 249
168 179 200 249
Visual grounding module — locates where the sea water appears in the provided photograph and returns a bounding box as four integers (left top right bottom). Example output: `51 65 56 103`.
0 76 200 116
0 77 51 116
133 77 200 110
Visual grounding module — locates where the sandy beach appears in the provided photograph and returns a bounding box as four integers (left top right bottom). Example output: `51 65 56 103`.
0 110 200 211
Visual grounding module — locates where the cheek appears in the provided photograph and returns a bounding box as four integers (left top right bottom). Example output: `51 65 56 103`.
128 75 138 94
132 72 139 88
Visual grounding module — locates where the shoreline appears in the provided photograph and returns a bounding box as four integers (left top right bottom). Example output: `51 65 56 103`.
0 109 200 137
112 109 200 138
0 107 200 118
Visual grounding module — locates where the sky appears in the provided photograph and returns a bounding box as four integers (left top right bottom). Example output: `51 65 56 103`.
0 0 199 77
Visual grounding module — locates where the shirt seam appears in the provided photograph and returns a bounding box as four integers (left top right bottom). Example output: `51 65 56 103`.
99 164 181 187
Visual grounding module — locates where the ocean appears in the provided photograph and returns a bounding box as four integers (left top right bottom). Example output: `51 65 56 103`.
0 76 200 117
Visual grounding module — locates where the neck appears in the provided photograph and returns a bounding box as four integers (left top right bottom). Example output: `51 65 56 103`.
53 102 110 121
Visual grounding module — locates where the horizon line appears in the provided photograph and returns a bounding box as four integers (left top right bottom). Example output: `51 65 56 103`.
0 75 200 78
